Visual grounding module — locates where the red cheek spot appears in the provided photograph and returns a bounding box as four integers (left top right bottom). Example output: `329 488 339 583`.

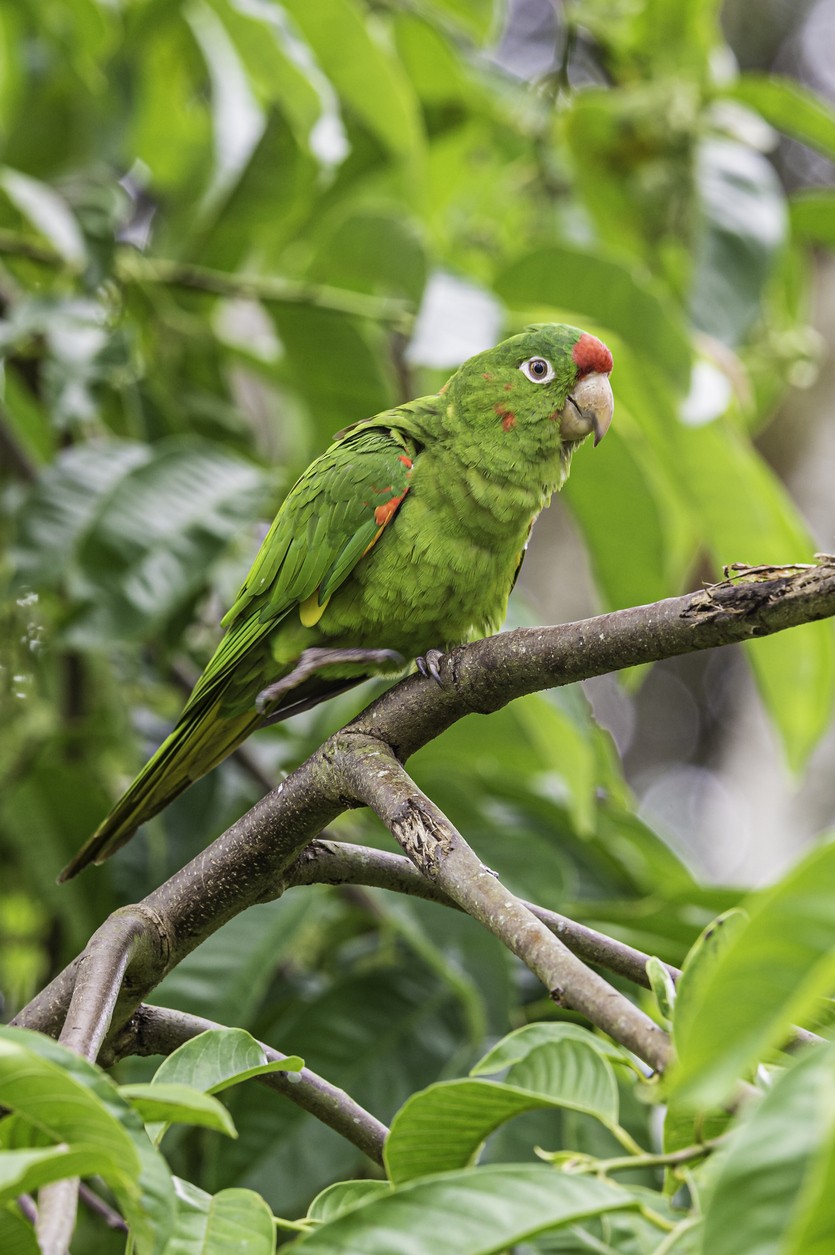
504 383 513 392
482 372 492 381
399 455 413 469
494 403 516 431
572 333 613 377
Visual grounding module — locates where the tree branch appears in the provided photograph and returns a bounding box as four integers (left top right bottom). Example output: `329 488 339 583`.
15 561 835 1069
0 229 413 326
284 839 676 988
109 1005 388 1165
331 744 671 1072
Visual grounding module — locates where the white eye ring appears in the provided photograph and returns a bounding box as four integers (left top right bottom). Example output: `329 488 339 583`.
519 357 555 384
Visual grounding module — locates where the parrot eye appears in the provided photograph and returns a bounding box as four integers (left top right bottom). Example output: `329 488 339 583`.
519 357 555 384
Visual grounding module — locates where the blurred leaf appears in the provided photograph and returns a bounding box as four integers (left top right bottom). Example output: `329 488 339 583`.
425 0 498 43
563 427 669 611
165 1178 276 1255
495 247 692 391
728 74 835 162
306 209 427 303
0 1144 116 1204
289 1165 635 1252
701 1042 835 1255
281 0 424 170
670 842 835 1109
690 139 787 346
0 167 86 266
13 441 151 587
69 438 268 643
0 1206 39 1255
789 191 835 249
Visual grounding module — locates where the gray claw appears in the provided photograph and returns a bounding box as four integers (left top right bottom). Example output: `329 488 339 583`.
416 648 445 687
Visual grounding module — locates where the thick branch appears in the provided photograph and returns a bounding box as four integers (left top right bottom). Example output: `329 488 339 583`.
110 1005 387 1165
16 562 835 1060
331 744 671 1072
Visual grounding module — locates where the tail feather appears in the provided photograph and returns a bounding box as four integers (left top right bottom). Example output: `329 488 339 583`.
58 701 260 881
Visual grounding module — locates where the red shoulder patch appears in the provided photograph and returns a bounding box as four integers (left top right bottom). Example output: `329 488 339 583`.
572 333 613 377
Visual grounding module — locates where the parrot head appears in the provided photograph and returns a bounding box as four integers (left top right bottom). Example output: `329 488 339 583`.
445 323 614 455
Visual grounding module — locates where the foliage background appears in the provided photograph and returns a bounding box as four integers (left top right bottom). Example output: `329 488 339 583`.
2 0 835 1249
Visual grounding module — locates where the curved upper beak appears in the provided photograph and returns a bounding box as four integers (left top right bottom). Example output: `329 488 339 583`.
561 372 614 447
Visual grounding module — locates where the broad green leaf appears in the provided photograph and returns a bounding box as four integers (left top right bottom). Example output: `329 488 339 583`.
671 909 747 1059
0 1205 39 1255
727 74 835 162
472 1023 628 1077
165 1178 276 1255
690 138 786 346
702 1043 835 1255
495 247 692 391
0 167 86 266
0 1144 116 1204
667 420 834 769
670 842 835 1109
386 1039 619 1184
150 1028 302 1095
290 1165 635 1252
280 0 423 170
790 191 835 249
0 1027 175 1255
306 1180 391 1223
426 0 497 43
119 1082 237 1139
69 439 268 642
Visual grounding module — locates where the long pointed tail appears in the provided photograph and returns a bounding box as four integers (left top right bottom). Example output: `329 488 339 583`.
59 700 260 881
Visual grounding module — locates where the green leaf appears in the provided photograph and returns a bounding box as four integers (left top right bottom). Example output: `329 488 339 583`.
0 1027 175 1255
306 209 427 304
0 167 86 266
306 1180 391 1223
280 0 423 169
150 1027 302 1095
0 1205 40 1255
386 1036 620 1184
290 1165 635 1252
472 1022 629 1076
495 246 692 391
13 441 151 587
670 842 835 1109
671 909 747 1059
727 74 835 162
119 1082 238 1139
690 138 786 346
790 191 835 249
0 1144 116 1204
701 1042 835 1255
69 438 268 642
165 1179 276 1255
666 420 834 769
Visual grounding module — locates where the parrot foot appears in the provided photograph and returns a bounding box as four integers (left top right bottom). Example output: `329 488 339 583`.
416 649 446 687
256 647 404 713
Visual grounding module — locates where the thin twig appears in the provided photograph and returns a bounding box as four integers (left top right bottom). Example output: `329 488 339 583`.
111 1005 388 1165
284 839 677 988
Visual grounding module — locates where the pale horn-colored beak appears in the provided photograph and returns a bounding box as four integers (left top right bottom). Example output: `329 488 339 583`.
561 372 614 447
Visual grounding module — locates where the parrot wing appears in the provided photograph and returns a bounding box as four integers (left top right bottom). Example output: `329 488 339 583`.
182 422 419 715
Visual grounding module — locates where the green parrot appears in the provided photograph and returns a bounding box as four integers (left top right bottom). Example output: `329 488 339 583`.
60 323 613 881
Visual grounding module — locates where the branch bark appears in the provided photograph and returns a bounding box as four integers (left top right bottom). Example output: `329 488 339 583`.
15 561 835 1072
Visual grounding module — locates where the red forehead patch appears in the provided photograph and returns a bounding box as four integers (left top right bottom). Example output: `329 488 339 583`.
572 333 613 377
